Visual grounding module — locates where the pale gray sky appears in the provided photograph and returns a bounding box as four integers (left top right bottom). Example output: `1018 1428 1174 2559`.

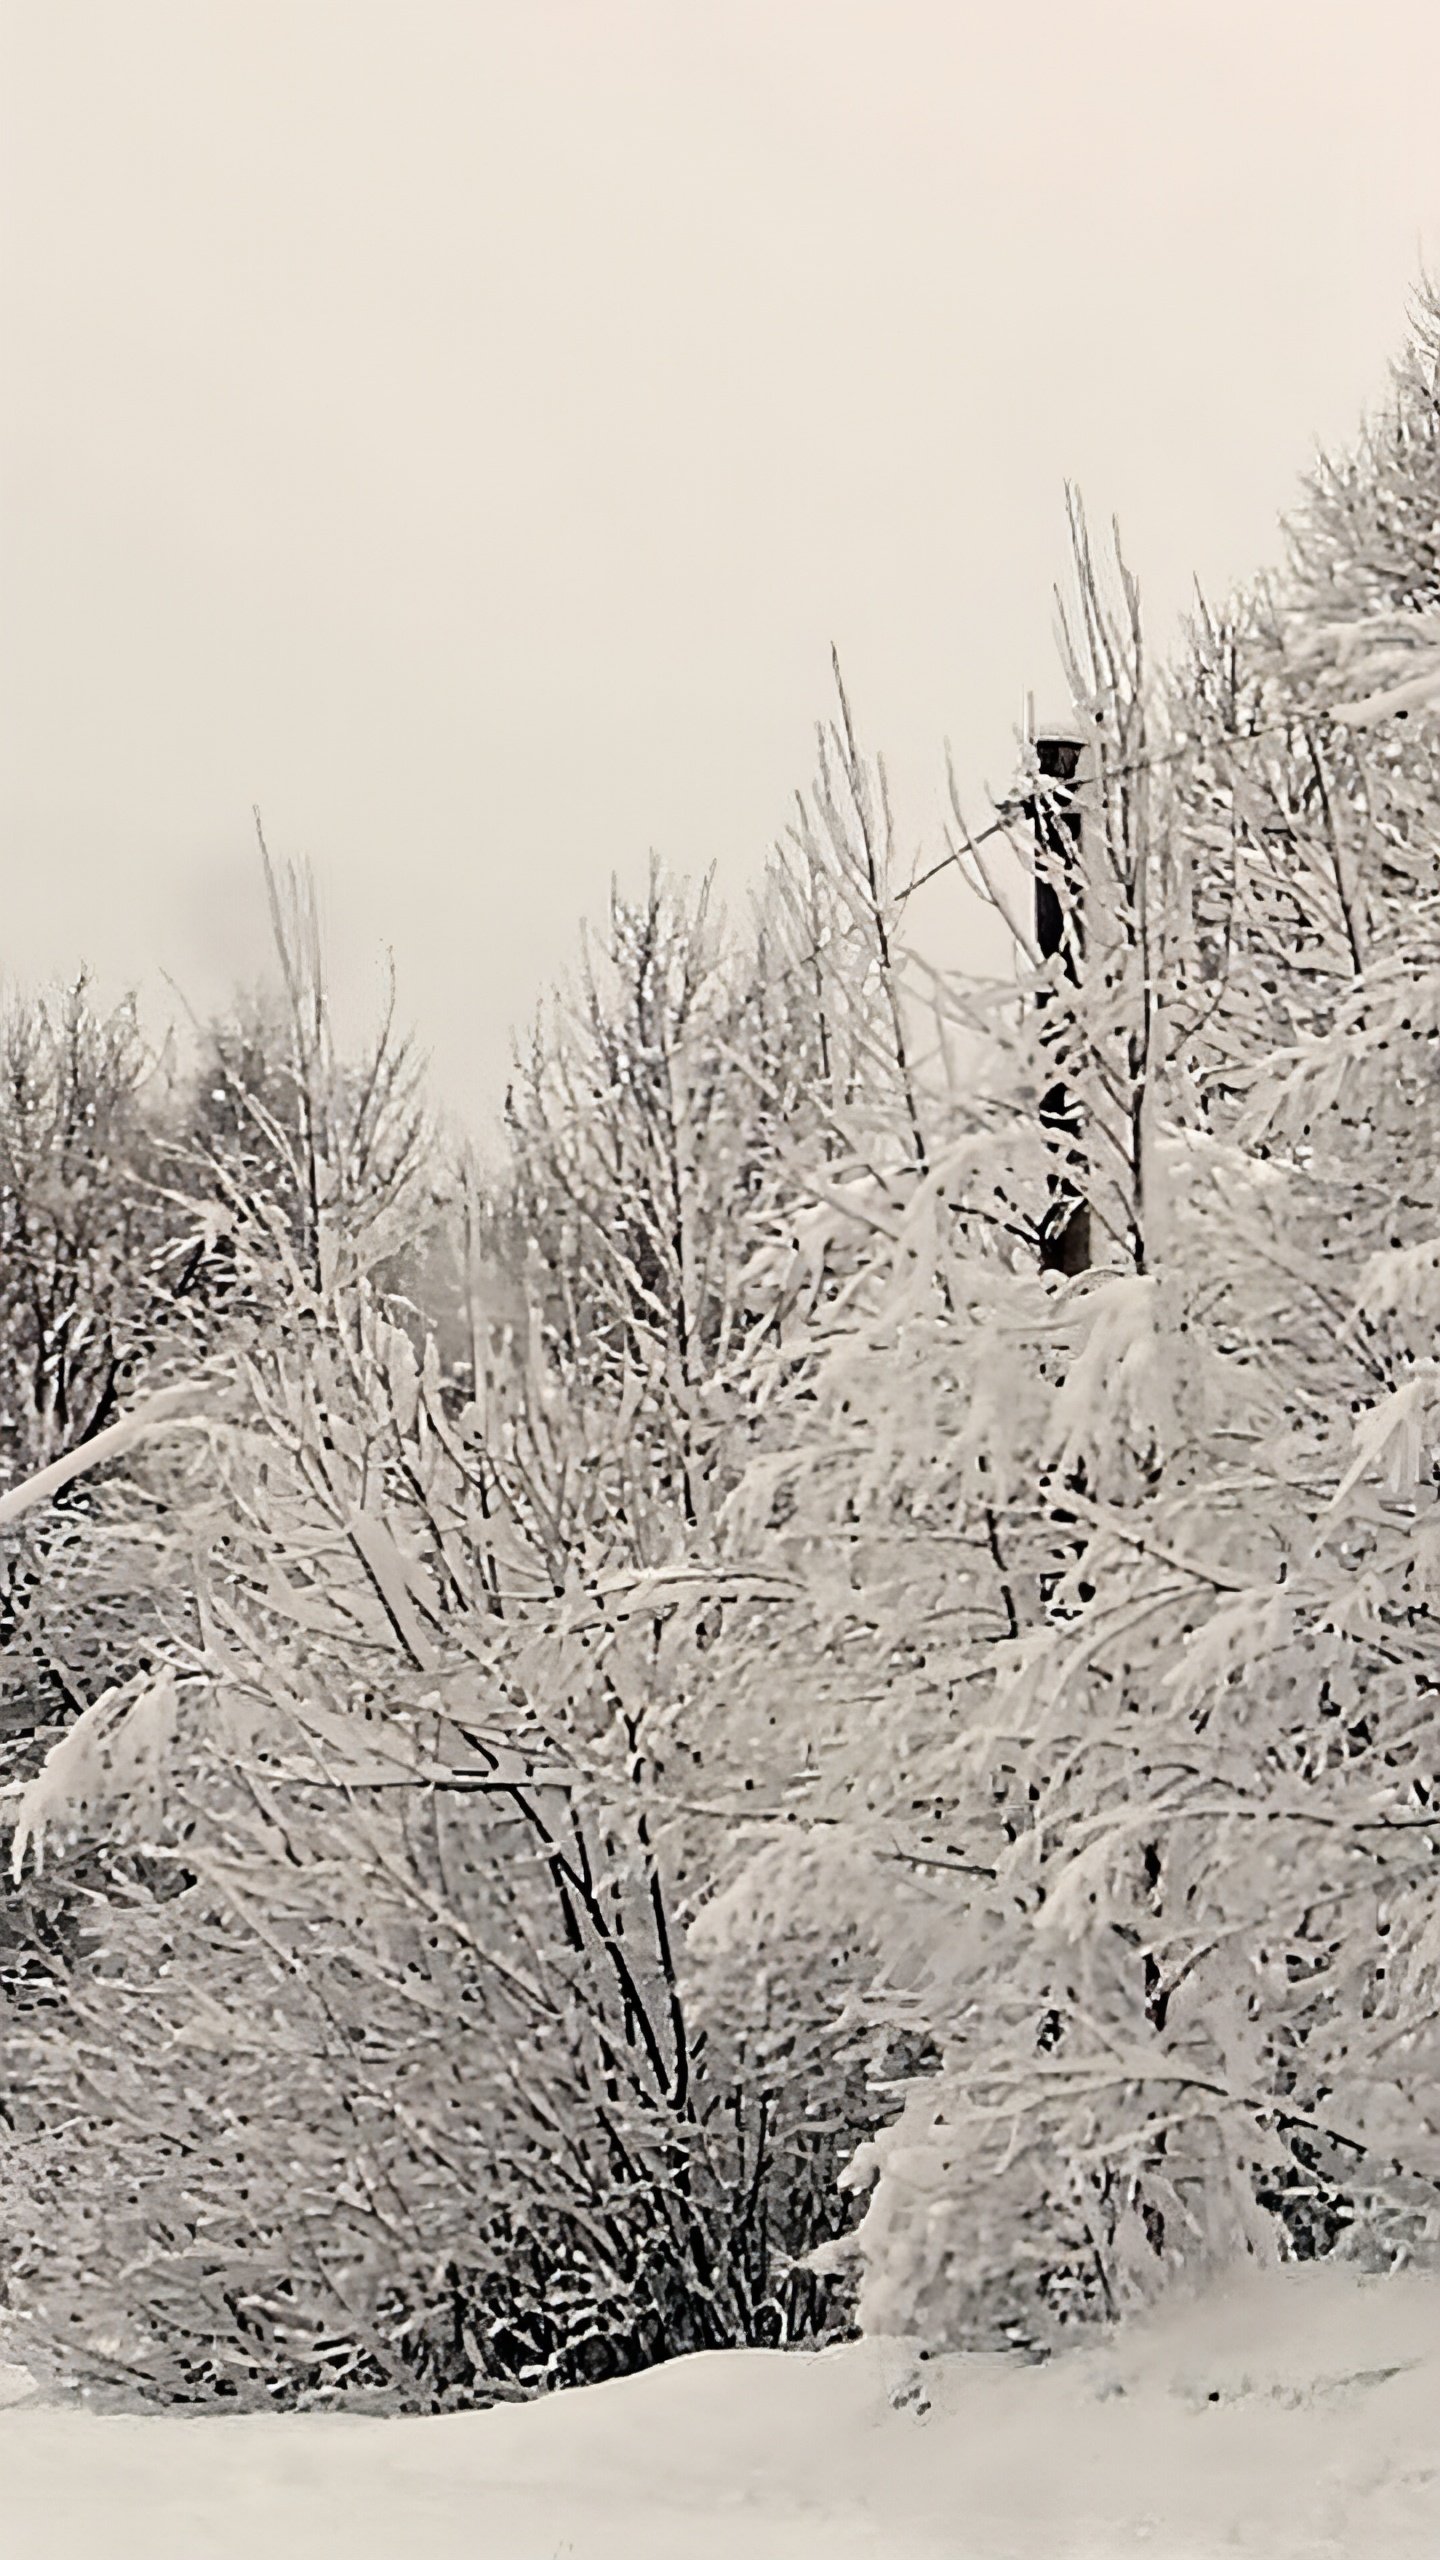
2 0 1436 1136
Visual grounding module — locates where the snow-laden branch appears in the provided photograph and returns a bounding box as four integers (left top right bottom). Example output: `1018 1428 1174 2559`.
1303 610 1440 727
0 1383 207 1533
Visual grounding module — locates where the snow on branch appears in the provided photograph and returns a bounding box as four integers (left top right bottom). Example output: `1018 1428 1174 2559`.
0 1383 207 1533
1302 611 1440 727
9 1672 181 1881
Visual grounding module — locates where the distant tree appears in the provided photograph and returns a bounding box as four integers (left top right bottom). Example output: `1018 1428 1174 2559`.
0 980 202 1840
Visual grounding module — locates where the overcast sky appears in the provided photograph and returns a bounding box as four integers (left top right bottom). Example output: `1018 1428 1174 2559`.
2 0 1436 1138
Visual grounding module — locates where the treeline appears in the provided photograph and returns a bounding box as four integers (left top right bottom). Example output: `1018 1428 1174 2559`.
2 284 1439 2406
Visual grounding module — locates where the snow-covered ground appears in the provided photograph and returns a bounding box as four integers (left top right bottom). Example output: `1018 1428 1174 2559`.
4 2262 1439 2557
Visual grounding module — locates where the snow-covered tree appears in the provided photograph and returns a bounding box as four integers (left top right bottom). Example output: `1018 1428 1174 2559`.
707 288 1440 2353
0 844 878 2405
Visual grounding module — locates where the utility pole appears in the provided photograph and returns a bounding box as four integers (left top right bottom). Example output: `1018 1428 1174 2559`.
1026 730 1091 1275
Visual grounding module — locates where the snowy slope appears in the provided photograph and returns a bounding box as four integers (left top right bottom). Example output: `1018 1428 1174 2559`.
3 2263 1439 2558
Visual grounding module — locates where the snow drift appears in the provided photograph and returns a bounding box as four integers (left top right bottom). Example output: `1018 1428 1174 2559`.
4 2260 1440 2557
